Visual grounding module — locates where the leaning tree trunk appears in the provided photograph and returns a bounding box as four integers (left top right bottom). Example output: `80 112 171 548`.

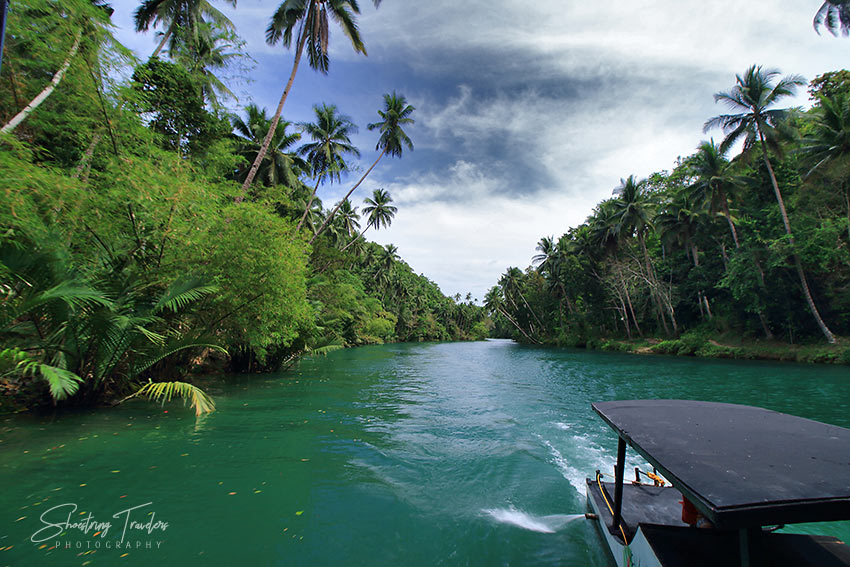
151 29 172 58
296 176 323 233
237 28 308 200
2 30 82 134
758 130 836 344
310 148 387 244
639 234 671 336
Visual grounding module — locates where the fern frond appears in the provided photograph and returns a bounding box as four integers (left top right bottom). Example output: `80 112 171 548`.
38 364 84 401
133 380 216 416
152 277 218 315
0 348 83 400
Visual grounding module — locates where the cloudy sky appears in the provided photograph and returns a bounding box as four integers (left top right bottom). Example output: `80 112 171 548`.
111 1 849 301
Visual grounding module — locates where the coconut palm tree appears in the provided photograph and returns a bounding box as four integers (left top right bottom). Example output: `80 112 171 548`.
689 140 745 248
802 92 850 240
171 21 244 107
134 0 237 59
532 236 556 273
814 1 850 36
239 0 382 194
705 64 836 343
611 175 677 334
310 92 414 243
335 199 360 239
294 103 359 229
340 188 396 252
232 104 306 190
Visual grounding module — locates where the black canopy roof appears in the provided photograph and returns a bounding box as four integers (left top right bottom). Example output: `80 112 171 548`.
592 400 850 529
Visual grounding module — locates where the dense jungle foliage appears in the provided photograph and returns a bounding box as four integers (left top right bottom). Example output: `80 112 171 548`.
487 66 850 363
0 0 486 412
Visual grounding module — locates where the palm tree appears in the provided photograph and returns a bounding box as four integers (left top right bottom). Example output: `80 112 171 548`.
335 199 360 240
814 1 850 36
689 140 745 247
500 267 544 334
232 104 306 190
171 21 244 107
656 190 714 318
310 92 414 243
802 92 850 239
705 65 836 343
239 0 381 194
340 188 396 252
532 236 556 273
612 175 676 334
483 286 537 343
134 0 237 58
294 103 359 228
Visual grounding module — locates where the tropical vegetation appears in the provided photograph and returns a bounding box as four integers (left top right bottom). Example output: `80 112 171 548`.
489 66 850 362
0 0 485 414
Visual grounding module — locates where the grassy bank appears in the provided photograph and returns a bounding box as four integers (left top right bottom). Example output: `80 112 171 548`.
586 332 850 365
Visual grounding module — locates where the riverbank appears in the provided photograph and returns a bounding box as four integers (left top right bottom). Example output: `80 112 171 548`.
583 332 850 365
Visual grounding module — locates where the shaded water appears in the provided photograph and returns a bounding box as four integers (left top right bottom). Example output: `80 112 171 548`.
1 340 848 566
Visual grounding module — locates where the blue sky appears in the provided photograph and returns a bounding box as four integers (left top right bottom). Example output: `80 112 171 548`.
111 1 849 302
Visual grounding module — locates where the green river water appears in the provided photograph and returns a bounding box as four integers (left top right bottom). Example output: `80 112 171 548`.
1 339 848 566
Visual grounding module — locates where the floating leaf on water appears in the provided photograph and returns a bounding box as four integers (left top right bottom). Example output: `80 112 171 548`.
295 511 303 516
79 484 86 487
254 490 262 494
15 516 25 522
111 470 120 473
228 492 236 496
180 453 188 457
120 553 129 557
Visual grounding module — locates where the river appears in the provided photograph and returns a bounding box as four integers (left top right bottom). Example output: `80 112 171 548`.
1 340 848 566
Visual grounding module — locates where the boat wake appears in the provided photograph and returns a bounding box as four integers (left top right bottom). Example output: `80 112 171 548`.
483 507 584 533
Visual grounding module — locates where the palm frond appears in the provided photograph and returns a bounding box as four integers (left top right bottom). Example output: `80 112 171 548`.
151 276 217 315
131 380 216 416
130 337 226 377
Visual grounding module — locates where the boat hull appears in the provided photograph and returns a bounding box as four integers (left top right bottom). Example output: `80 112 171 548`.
586 479 662 567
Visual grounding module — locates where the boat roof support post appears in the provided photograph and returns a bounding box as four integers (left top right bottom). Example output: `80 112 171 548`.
612 436 626 535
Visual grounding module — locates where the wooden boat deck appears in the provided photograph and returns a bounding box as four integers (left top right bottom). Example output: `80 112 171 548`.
587 479 687 540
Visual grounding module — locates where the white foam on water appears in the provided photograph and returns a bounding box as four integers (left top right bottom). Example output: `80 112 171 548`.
554 422 571 430
541 439 586 495
483 507 584 533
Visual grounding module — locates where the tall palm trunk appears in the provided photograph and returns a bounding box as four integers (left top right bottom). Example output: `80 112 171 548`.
2 30 82 134
639 233 672 335
151 29 171 58
296 176 322 232
757 128 836 343
237 28 308 200
719 196 740 248
614 259 641 336
310 148 386 244
499 307 538 344
340 224 369 253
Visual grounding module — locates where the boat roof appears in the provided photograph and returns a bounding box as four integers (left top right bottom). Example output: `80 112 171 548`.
592 400 850 529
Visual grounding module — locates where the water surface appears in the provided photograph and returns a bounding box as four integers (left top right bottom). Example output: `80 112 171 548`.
1 340 848 566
